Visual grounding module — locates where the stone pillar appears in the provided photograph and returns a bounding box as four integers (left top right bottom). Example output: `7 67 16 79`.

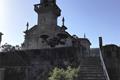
0 68 5 80
99 37 103 49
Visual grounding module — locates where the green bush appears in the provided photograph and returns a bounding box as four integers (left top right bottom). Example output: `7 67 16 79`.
48 66 80 80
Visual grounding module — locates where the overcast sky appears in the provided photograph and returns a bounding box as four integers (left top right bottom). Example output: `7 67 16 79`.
0 0 120 47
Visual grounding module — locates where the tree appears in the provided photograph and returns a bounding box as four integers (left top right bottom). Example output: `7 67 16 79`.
0 43 14 52
0 43 21 52
48 66 80 80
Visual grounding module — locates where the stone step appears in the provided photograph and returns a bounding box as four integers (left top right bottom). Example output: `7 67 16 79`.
80 70 103 73
80 65 102 68
79 75 105 79
79 79 106 80
81 61 101 64
82 58 100 60
82 63 101 65
80 72 104 74
79 76 105 79
79 78 106 80
80 67 103 70
82 61 101 63
80 68 103 71
79 73 105 77
81 64 101 66
82 59 100 61
78 57 106 80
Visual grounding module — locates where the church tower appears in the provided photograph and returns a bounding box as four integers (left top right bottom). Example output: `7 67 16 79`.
34 0 61 30
22 0 72 49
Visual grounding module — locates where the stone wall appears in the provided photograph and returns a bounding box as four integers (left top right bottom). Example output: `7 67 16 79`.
102 44 120 80
0 68 5 80
0 47 82 80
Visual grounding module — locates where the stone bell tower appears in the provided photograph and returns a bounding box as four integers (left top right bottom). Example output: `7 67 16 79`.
22 0 72 49
34 0 61 31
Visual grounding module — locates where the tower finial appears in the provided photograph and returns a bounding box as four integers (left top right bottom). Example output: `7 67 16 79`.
62 17 65 26
61 17 67 31
26 22 29 31
84 33 86 38
0 32 3 45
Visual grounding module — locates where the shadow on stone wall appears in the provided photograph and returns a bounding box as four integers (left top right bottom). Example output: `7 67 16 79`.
102 44 120 80
0 47 82 80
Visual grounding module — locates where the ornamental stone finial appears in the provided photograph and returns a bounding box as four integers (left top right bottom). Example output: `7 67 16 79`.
26 22 29 31
62 17 65 26
0 32 3 45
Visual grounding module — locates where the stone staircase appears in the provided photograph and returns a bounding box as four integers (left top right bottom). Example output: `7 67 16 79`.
79 57 106 80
